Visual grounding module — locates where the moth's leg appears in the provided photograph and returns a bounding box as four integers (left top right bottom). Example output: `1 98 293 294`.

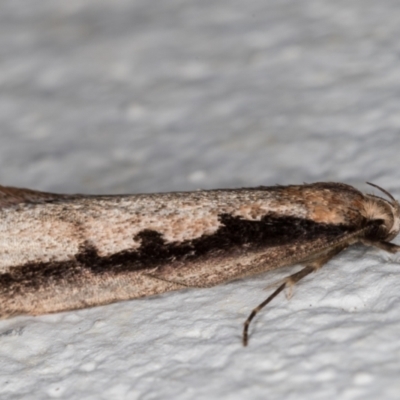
361 239 400 254
242 266 313 347
243 251 339 347
142 273 192 289
143 272 221 289
264 246 344 297
264 272 306 300
144 261 255 289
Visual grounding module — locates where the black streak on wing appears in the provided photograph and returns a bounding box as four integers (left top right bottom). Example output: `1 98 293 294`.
0 214 362 293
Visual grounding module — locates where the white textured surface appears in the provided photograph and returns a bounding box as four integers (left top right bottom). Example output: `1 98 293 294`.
1 1 400 399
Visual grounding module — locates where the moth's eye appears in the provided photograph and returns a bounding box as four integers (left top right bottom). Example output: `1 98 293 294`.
366 219 388 240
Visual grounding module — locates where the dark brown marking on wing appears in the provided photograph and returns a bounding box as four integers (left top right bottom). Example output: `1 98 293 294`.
0 214 366 297
73 213 360 275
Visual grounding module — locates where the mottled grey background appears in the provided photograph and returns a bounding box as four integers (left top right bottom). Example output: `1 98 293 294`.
1 1 400 399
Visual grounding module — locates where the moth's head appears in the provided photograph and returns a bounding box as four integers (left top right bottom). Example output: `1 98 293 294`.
363 182 400 241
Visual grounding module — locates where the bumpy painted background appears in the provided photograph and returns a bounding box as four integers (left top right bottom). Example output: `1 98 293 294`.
1 1 400 399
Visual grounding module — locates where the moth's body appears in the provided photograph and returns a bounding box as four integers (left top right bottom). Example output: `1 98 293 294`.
0 182 399 344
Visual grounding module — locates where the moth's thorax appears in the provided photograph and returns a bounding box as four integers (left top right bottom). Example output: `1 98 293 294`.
363 194 400 240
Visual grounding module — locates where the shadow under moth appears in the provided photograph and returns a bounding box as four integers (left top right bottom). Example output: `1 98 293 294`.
0 182 399 346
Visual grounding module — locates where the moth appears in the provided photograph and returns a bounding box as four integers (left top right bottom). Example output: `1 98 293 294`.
0 182 399 346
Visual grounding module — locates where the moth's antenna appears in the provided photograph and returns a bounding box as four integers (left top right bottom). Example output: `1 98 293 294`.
366 182 396 203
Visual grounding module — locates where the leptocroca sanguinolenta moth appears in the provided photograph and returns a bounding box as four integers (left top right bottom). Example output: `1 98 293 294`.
0 182 399 346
